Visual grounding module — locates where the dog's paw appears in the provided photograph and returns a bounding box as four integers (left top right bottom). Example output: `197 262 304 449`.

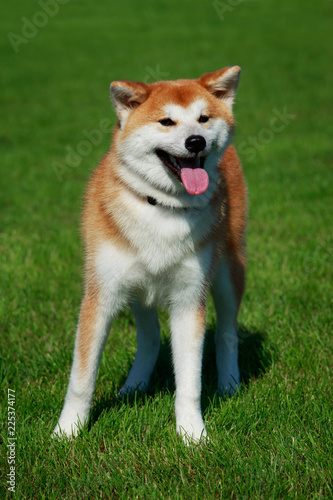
52 420 81 439
217 368 240 396
176 416 208 445
117 381 148 399
52 409 86 439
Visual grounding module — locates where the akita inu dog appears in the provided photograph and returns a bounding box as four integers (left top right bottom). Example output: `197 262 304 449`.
53 66 246 443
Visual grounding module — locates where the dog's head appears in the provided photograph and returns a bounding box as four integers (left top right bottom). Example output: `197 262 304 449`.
110 67 241 208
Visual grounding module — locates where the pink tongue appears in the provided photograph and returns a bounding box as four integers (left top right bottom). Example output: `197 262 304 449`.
180 168 209 195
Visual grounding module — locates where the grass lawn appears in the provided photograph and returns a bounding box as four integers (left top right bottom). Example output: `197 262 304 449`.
1 0 332 497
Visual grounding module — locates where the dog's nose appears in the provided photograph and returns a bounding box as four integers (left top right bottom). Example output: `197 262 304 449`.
185 135 206 154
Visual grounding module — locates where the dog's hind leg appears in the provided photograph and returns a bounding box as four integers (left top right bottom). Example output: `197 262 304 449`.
118 301 160 396
211 256 244 395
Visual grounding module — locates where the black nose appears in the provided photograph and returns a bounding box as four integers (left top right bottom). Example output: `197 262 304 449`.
185 135 206 154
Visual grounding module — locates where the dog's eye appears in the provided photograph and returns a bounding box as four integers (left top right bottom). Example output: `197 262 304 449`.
159 118 176 127
199 115 209 123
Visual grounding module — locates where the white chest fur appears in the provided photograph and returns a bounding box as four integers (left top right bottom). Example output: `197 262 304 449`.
95 199 215 309
114 192 216 273
95 240 213 309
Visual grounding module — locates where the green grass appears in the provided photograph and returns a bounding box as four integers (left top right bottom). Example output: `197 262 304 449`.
1 0 332 498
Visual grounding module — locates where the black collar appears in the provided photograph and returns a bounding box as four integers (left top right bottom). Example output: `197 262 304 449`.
147 196 158 206
147 196 189 211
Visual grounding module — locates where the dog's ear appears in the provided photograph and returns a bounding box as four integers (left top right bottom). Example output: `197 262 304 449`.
198 66 241 109
110 80 149 126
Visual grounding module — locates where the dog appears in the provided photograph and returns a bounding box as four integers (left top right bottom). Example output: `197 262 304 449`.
53 66 246 443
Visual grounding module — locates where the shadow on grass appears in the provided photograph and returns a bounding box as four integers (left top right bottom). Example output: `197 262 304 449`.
203 325 274 389
201 325 275 412
90 324 275 428
90 338 175 426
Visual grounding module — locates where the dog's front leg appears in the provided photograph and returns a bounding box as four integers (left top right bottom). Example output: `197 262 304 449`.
170 302 207 443
53 287 117 438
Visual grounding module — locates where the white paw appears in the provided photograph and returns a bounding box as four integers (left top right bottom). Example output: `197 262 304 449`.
52 417 82 439
176 413 208 444
52 401 89 439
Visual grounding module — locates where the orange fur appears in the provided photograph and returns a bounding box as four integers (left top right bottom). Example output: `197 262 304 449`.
219 146 247 307
114 79 235 140
77 285 99 374
195 305 207 340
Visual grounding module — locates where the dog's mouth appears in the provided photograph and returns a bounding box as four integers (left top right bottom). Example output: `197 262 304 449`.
156 150 209 195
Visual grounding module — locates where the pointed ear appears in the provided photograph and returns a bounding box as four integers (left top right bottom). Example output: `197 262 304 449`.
110 80 149 125
199 66 241 109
